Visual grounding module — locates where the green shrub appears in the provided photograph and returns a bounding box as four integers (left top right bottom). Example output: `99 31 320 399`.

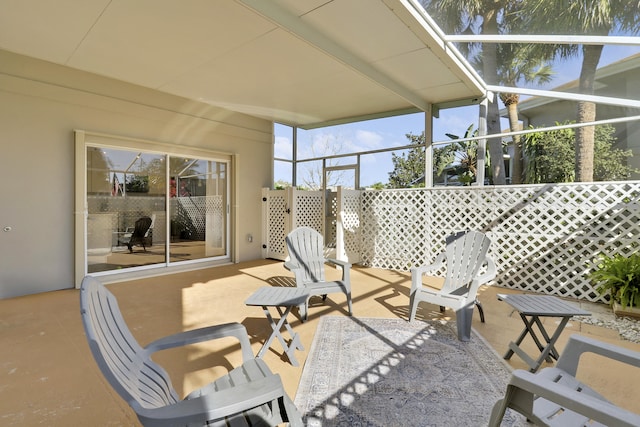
588 253 640 309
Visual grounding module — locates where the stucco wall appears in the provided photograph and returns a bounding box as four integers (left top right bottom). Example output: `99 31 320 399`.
0 50 273 298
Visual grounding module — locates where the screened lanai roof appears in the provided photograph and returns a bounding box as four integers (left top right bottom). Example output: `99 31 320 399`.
0 0 486 129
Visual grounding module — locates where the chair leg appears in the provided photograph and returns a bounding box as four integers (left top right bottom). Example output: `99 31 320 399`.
455 304 474 341
298 303 308 323
488 397 508 427
279 395 304 427
409 295 419 322
475 298 485 323
346 292 353 316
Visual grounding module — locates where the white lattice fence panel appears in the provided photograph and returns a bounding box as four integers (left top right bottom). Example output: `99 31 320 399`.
292 190 324 232
358 182 640 304
205 195 224 248
496 183 640 302
361 189 428 270
175 197 207 240
168 196 223 243
339 189 363 262
325 191 338 247
265 190 288 259
475 186 543 276
425 188 494 248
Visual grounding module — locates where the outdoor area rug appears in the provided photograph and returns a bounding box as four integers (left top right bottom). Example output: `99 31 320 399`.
294 316 528 426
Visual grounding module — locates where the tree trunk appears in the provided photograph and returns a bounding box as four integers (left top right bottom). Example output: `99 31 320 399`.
506 99 522 184
575 44 603 182
482 10 506 185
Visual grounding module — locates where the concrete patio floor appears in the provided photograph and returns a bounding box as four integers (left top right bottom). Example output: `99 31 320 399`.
1 259 639 426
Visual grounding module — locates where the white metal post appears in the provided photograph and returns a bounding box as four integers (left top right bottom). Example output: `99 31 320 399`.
477 97 488 186
424 105 433 188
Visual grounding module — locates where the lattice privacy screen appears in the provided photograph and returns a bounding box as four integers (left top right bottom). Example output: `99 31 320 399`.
262 188 325 260
339 189 362 263
264 182 640 303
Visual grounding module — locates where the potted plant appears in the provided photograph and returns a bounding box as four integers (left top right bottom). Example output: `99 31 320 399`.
588 252 640 318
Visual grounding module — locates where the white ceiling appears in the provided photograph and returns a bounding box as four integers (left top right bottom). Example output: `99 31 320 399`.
0 0 487 129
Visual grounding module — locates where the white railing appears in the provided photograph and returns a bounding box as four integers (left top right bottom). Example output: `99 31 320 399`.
263 182 640 303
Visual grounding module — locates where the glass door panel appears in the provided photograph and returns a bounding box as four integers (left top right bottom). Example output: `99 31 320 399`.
86 147 166 273
169 157 228 262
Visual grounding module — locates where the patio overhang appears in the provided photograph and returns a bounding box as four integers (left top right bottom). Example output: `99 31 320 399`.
0 0 486 129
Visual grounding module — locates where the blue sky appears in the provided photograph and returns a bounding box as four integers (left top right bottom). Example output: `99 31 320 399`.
275 43 640 188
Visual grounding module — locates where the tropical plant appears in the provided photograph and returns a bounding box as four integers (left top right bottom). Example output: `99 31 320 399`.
522 122 637 183
589 253 640 309
520 0 640 182
442 124 490 185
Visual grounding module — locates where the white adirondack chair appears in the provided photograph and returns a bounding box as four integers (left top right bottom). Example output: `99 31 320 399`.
80 276 302 427
409 230 496 341
284 226 353 321
489 334 640 427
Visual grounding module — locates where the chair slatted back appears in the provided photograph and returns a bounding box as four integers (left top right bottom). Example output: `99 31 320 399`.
286 227 326 283
132 216 153 242
80 277 179 411
442 230 491 292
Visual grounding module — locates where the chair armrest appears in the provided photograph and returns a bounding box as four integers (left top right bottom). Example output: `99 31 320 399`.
144 322 254 362
410 253 446 276
466 256 498 296
283 260 298 272
508 369 640 427
326 258 351 269
284 260 308 287
476 256 497 284
326 258 352 280
410 253 446 292
135 374 286 427
557 334 640 376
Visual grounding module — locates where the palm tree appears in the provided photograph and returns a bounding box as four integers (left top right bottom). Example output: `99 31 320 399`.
521 0 640 182
421 0 513 185
494 44 553 184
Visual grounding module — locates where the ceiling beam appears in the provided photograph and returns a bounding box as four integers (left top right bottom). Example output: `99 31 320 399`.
300 107 422 130
486 85 640 109
386 0 487 92
445 35 640 46
236 0 432 112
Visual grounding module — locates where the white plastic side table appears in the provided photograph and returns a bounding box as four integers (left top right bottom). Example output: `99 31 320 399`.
498 293 591 372
245 286 310 366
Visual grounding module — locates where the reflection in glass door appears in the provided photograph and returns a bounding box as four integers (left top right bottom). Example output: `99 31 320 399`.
169 157 227 263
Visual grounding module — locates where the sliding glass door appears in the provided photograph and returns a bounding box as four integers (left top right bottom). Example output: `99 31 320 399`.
84 143 229 274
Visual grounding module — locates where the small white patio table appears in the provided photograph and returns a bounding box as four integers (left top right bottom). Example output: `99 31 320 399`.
245 286 309 367
498 293 591 372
